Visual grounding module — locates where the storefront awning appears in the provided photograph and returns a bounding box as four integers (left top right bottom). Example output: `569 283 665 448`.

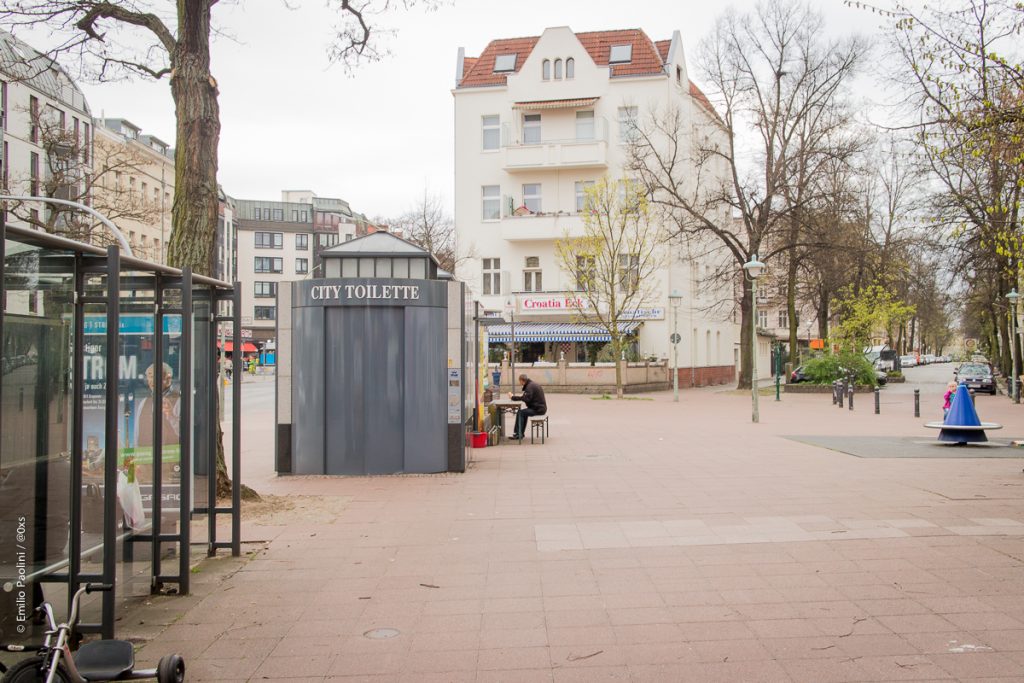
512 97 598 111
487 321 640 343
218 341 258 353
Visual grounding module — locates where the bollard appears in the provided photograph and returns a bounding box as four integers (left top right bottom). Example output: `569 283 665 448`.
848 384 854 410
914 389 920 417
832 381 837 405
874 387 880 414
838 381 845 409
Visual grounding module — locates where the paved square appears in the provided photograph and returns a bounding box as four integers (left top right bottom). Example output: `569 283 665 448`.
131 385 1024 681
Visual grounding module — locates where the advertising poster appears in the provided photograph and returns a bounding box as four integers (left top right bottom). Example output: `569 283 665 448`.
82 314 183 527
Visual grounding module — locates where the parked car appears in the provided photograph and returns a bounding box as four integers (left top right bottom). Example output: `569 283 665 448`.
900 355 918 368
923 354 936 364
954 362 996 395
790 365 809 383
875 369 888 386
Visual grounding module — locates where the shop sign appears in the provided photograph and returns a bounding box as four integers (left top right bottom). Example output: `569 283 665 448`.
518 294 590 313
309 283 421 301
621 307 665 320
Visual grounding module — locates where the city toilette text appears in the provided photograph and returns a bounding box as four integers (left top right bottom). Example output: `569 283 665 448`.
309 284 421 301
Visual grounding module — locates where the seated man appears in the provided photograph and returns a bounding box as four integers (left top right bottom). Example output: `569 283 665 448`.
510 373 547 440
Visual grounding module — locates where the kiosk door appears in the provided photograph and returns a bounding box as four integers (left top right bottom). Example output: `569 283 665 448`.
324 307 404 474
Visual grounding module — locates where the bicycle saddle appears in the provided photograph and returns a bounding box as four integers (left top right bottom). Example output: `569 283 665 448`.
74 639 135 681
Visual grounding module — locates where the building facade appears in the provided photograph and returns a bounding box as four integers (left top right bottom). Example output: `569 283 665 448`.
453 27 739 382
92 118 174 263
0 29 92 231
234 190 367 347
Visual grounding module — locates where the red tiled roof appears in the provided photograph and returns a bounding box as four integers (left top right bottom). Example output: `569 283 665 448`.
689 80 721 121
458 36 540 87
458 28 666 87
655 39 671 63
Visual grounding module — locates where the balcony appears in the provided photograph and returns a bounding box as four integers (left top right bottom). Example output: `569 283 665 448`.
501 119 609 173
500 212 586 242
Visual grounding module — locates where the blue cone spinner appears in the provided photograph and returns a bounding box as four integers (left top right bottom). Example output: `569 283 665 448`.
939 383 986 443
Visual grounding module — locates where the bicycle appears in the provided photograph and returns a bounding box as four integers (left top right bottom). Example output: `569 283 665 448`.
0 584 184 683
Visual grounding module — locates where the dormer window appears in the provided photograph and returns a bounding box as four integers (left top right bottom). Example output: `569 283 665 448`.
566 57 575 79
542 59 551 80
493 53 517 73
554 58 563 79
609 44 633 64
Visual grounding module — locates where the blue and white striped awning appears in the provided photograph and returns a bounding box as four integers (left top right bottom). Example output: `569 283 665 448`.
487 321 641 343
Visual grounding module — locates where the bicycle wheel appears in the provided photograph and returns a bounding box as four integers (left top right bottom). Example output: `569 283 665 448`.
0 657 70 683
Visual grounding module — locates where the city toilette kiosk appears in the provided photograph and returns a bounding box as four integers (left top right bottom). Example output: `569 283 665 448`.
275 232 471 474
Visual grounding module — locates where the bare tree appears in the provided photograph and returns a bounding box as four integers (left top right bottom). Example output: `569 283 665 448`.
554 178 666 399
7 106 163 249
389 188 459 273
629 0 866 388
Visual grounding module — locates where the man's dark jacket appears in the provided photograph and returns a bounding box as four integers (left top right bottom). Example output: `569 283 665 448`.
515 380 547 414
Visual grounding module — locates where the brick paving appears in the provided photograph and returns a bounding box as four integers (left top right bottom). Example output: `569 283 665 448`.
134 383 1024 681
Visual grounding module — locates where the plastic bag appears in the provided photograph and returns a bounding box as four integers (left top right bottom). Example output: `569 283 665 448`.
117 471 146 530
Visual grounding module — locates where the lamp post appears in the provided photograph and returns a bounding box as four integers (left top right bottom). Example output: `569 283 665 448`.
504 297 516 394
743 255 766 423
669 291 682 402
1008 288 1020 404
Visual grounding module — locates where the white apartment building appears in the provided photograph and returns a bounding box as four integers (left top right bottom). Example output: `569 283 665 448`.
0 29 92 229
453 27 739 383
93 118 174 263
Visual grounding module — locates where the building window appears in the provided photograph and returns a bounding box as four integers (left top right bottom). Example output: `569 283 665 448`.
566 57 575 79
523 114 541 145
30 152 39 196
254 306 276 320
296 233 309 250
576 111 595 140
82 123 90 163
676 65 683 84
254 257 283 273
522 184 542 213
554 58 563 79
542 59 551 80
296 258 309 274
482 185 500 221
609 44 633 64
523 256 542 292
757 309 768 329
482 115 500 151
254 281 277 298
618 254 639 293
0 80 7 130
576 255 596 291
300 210 308 222
29 96 38 142
618 106 639 142
575 181 595 212
493 53 517 73
482 258 501 296
777 310 789 329
255 232 283 249
318 233 340 247
272 208 284 221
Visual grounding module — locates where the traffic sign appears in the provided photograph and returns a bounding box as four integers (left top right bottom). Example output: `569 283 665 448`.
670 332 681 344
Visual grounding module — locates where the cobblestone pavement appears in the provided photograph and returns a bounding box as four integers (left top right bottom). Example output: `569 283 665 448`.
134 382 1024 682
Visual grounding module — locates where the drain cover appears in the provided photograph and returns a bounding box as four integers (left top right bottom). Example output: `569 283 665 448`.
363 628 400 640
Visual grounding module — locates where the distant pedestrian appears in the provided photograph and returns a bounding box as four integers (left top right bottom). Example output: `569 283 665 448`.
943 380 957 419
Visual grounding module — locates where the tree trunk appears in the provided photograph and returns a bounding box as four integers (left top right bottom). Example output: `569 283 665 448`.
738 278 753 390
817 297 829 341
996 307 1011 377
167 2 220 274
165 1 234 498
612 335 624 399
787 258 799 367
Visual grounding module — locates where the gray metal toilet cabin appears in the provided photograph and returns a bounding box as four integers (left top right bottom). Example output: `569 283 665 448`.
274 232 470 474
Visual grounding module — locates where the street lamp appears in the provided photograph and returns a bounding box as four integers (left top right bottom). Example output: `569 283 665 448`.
669 291 683 402
743 255 766 423
504 296 516 394
1008 288 1020 404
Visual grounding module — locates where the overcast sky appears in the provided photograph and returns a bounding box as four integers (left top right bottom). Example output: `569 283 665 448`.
69 0 885 220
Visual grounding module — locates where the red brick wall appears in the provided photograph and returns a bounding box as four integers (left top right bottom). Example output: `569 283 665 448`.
674 365 736 388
